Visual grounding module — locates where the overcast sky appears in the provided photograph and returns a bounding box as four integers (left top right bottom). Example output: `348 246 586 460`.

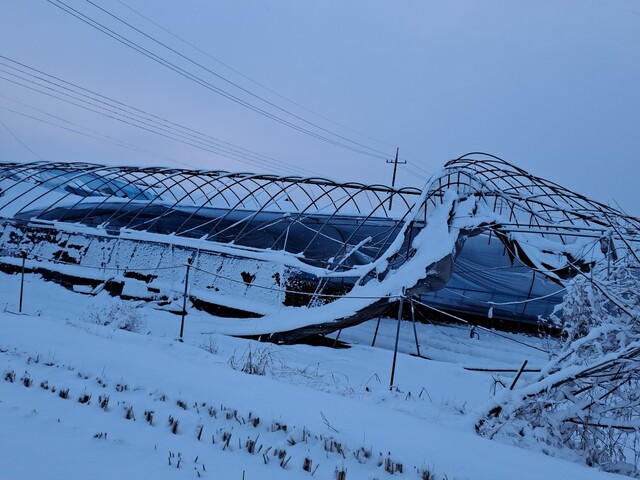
1 0 638 213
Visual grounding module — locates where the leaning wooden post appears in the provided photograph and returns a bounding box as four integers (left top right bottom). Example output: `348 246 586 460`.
19 251 26 313
510 359 529 390
410 297 421 357
371 317 382 347
389 296 404 390
332 329 343 348
179 258 193 340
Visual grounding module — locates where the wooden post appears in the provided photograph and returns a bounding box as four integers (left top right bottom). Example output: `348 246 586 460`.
371 317 382 347
389 297 404 390
510 359 529 390
332 329 342 348
410 298 421 357
179 258 193 340
19 251 26 313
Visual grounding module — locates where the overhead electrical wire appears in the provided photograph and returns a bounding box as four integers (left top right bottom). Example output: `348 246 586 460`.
0 70 289 175
83 0 396 161
0 55 318 176
0 56 312 175
112 0 402 154
398 164 429 183
403 160 435 177
45 0 393 161
0 55 314 175
67 0 441 182
0 101 193 168
110 1 441 181
0 118 47 161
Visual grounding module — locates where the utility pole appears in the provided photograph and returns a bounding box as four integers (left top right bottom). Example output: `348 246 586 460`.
389 295 404 390
386 147 406 210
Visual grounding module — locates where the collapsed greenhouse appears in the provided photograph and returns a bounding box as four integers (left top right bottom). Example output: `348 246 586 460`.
0 153 637 342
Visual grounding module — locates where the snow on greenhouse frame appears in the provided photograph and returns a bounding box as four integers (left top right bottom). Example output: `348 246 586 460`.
0 152 637 342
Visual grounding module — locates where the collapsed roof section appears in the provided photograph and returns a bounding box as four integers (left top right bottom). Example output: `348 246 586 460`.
435 153 639 281
0 153 637 341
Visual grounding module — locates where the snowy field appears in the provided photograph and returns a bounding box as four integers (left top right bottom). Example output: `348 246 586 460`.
0 270 626 479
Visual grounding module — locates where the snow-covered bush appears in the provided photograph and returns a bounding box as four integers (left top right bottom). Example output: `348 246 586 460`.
477 255 640 476
84 301 146 333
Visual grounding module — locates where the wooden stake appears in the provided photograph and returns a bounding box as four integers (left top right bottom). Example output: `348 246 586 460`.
410 298 421 357
389 297 404 389
19 251 26 313
332 329 342 348
510 359 529 390
371 317 381 347
179 258 192 339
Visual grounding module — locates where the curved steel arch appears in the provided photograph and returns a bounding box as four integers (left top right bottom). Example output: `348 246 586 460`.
72 168 200 227
1 155 638 343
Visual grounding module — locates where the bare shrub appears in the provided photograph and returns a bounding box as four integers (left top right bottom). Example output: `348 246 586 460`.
84 301 146 333
199 336 218 355
228 345 277 376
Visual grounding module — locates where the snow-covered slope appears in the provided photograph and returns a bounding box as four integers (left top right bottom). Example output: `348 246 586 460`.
0 271 626 479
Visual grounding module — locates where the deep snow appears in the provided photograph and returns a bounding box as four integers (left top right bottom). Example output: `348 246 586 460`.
0 270 627 479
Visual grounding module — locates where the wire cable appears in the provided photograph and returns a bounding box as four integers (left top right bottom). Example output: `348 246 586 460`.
0 68 307 175
412 297 549 353
83 0 393 160
0 100 193 168
110 0 443 179
46 0 392 161
442 286 567 307
0 62 311 175
0 55 317 176
0 118 47 161
1 248 402 300
112 0 402 154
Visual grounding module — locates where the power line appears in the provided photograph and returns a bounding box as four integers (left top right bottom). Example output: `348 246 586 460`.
0 56 318 176
83 0 393 160
0 69 284 174
0 55 315 175
46 0 393 161
0 56 311 175
404 166 430 180
112 0 402 154
404 160 435 177
0 101 192 168
0 118 47 161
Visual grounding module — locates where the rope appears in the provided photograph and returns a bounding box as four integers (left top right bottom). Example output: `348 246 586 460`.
0 249 401 300
189 264 400 299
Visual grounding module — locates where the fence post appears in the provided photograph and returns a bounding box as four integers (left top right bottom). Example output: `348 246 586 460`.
332 329 343 348
510 359 529 390
179 258 193 340
389 296 404 390
19 251 26 313
371 317 381 347
410 297 421 357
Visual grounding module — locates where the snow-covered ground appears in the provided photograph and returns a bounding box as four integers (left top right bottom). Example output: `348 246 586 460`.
0 271 626 479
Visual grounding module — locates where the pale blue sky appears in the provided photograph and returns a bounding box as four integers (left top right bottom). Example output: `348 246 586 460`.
1 0 638 213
